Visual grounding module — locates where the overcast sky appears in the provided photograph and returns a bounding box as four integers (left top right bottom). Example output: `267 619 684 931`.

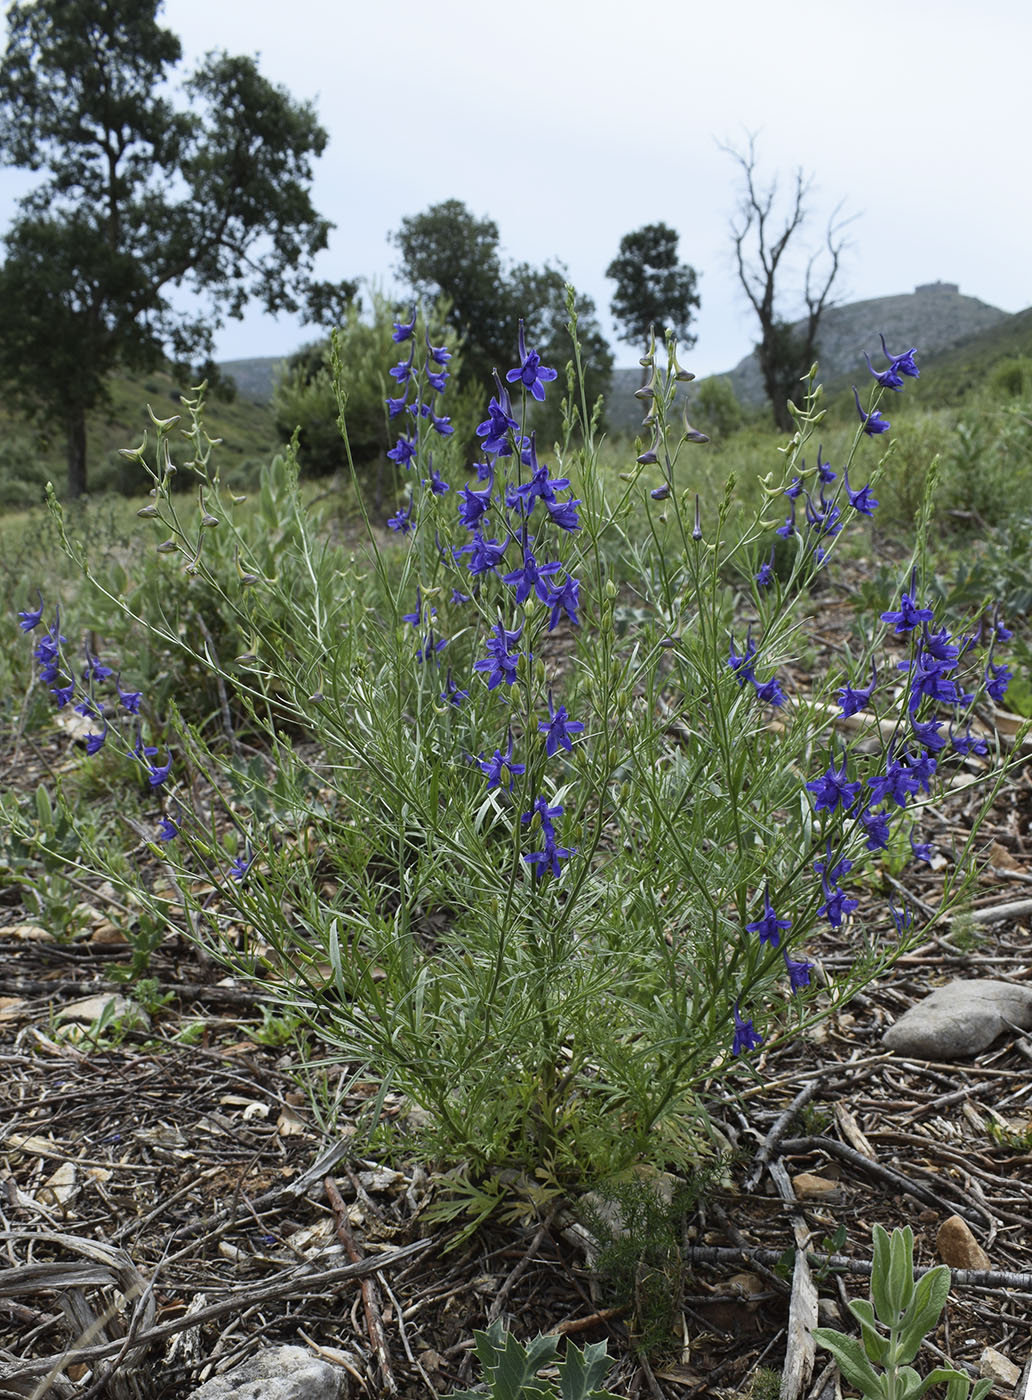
2 0 1029 377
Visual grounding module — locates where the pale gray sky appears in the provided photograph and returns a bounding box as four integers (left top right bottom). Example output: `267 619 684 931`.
3 0 1029 376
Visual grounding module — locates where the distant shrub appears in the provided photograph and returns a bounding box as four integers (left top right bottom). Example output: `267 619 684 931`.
692 375 744 438
272 291 462 496
987 355 1032 400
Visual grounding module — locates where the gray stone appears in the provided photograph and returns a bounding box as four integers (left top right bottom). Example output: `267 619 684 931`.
882 979 1032 1059
185 1345 348 1400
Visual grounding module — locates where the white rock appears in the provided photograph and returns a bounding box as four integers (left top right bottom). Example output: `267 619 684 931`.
185 1345 348 1399
979 1347 1020 1387
882 979 1032 1059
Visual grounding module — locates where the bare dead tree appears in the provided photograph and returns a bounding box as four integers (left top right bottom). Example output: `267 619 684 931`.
724 135 852 431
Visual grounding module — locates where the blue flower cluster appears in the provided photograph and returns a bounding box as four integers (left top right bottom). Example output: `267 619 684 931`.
732 337 1006 1058
385 316 584 883
385 308 454 533
17 597 177 842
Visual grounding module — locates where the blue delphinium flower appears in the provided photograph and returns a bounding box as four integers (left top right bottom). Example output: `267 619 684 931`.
476 392 520 456
746 883 792 948
818 876 859 929
389 343 415 385
866 753 919 810
505 320 558 402
387 502 412 534
859 805 892 851
476 731 525 792
728 634 757 686
783 951 813 993
502 547 562 605
230 849 254 883
425 329 451 366
85 725 108 756
158 816 179 843
755 548 775 588
147 753 173 788
816 447 837 484
546 495 581 532
950 724 988 757
538 694 585 757
117 677 143 714
387 435 417 469
888 898 912 934
838 664 877 718
880 335 919 381
520 796 575 880
415 631 447 664
843 469 879 517
546 576 580 629
814 840 852 885
985 662 1012 703
424 467 449 496
751 675 786 708
18 592 45 631
910 715 946 752
864 351 905 392
910 830 933 864
775 502 796 539
806 756 861 814
386 390 409 419
458 478 494 530
440 671 469 707
732 1001 763 1055
881 583 934 635
853 387 890 436
465 533 508 576
50 681 74 708
392 307 417 343
473 622 524 690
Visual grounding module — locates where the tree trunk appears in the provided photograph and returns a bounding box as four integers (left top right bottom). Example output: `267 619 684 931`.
66 405 88 499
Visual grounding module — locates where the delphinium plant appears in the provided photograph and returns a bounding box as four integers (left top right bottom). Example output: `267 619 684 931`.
18 297 1019 1199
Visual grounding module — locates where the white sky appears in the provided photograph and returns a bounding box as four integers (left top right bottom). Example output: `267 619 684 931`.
2 0 1030 376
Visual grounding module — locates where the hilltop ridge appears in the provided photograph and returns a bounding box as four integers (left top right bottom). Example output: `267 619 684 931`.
722 282 1008 406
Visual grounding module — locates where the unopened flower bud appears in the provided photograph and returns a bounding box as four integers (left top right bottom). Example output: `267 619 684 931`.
200 512 219 528
156 537 177 553
692 495 703 542
137 504 159 518
605 579 618 599
650 485 670 501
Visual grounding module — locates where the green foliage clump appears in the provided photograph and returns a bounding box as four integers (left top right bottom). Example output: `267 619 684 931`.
272 291 464 490
691 376 745 439
444 1320 619 1400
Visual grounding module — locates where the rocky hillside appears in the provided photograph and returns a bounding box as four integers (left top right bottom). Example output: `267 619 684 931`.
723 282 1008 406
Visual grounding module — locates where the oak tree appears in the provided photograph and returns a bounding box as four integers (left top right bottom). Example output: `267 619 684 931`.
0 0 346 496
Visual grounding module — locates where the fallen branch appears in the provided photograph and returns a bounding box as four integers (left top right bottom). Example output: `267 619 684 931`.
684 1244 1032 1292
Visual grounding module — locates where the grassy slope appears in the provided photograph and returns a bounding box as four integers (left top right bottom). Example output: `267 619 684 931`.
0 364 281 506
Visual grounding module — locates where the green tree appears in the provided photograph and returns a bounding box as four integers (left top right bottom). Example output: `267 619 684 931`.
605 222 700 350
0 0 348 497
391 199 612 430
